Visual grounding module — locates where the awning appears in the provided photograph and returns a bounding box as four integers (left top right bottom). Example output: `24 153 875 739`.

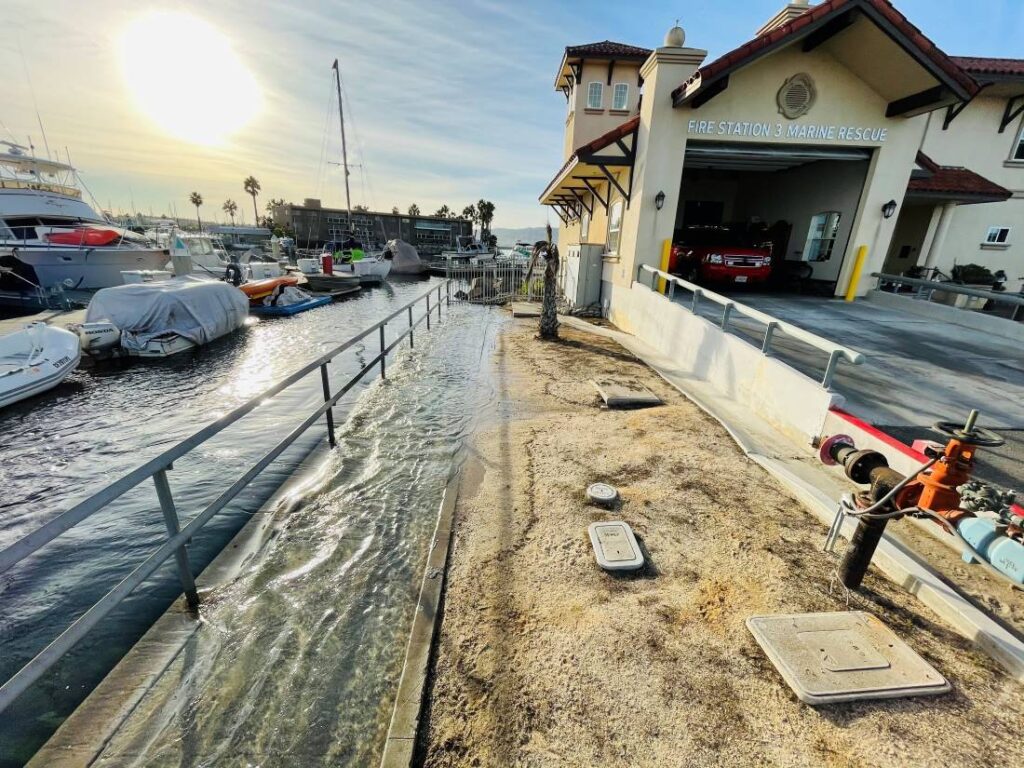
414 222 451 231
684 141 871 171
538 116 638 224
906 151 1012 205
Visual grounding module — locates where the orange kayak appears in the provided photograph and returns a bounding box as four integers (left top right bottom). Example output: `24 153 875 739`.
240 276 299 302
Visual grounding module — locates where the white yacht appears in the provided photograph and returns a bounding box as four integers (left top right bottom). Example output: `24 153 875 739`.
440 235 494 262
0 142 168 292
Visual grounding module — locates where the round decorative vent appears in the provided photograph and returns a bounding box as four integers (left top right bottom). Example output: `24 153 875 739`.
777 73 817 119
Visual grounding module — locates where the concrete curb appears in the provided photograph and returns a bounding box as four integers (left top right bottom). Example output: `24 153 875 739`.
29 439 332 767
560 315 1024 684
379 473 460 768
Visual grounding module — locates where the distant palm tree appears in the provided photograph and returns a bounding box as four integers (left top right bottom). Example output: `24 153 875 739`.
189 192 204 232
477 199 495 237
243 176 261 226
461 204 476 223
435 204 451 218
391 206 400 215
408 204 420 216
222 199 238 225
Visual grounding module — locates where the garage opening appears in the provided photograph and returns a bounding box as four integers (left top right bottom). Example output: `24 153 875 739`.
672 141 872 294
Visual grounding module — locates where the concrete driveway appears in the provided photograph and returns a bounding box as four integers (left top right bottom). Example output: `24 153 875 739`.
674 291 1024 487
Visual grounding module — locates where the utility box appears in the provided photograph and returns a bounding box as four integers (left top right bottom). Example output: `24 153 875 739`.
562 243 604 311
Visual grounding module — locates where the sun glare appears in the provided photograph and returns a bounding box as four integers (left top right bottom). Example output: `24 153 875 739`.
119 11 262 145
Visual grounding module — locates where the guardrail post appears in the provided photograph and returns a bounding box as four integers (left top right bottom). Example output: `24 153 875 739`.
636 264 643 283
153 470 199 611
437 284 443 319
762 321 778 355
822 349 843 389
426 295 431 330
651 269 659 291
446 279 451 307
408 306 414 348
379 324 387 379
691 289 702 314
320 362 336 447
668 281 675 300
721 302 733 331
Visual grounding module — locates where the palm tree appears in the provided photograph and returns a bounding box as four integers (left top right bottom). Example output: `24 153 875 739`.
189 192 204 232
222 199 238 225
408 203 420 216
243 176 261 227
435 204 451 218
391 206 400 215
527 222 559 340
461 204 476 223
477 199 496 238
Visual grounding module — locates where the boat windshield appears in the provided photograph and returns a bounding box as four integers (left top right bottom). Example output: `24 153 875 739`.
186 238 216 257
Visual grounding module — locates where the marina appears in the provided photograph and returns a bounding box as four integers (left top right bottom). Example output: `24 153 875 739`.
2 1 1024 767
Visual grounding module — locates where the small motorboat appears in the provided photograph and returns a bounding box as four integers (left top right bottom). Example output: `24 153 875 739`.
0 322 81 408
240 276 299 303
73 276 249 359
249 285 332 316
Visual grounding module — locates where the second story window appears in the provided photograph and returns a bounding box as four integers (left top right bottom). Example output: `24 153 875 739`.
984 226 1011 245
612 83 629 111
587 82 603 110
1013 122 1024 161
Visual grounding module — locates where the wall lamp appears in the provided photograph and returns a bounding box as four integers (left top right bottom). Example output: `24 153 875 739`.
655 190 666 210
881 199 897 219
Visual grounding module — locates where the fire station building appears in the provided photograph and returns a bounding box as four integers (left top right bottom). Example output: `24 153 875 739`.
540 0 1024 320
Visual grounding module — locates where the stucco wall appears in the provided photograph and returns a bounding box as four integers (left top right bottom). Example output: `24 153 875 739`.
564 60 641 157
883 203 933 273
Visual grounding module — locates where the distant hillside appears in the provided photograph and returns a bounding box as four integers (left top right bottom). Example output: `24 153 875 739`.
490 227 558 246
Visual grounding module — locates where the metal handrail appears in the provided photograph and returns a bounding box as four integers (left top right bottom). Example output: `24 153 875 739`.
0 280 452 714
636 264 864 388
872 272 1024 309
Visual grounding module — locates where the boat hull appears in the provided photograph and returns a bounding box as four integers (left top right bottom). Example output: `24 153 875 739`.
0 323 81 409
7 246 170 290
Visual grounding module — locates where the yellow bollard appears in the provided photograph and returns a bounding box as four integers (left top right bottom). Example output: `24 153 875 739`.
658 239 671 294
844 245 868 302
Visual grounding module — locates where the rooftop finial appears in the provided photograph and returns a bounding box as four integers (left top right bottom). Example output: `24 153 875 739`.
664 21 685 47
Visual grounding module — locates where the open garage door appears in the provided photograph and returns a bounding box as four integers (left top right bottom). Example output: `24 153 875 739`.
676 141 872 292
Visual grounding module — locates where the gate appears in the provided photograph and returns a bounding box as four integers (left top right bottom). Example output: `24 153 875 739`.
444 257 551 305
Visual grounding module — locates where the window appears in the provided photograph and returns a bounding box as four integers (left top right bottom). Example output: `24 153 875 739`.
581 210 590 240
587 82 603 110
985 226 1011 245
612 83 629 111
803 211 841 262
1014 122 1024 160
606 199 623 254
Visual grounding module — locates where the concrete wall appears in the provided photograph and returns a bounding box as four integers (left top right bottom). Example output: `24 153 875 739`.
866 289 1024 343
884 203 934 273
612 280 843 445
563 59 642 157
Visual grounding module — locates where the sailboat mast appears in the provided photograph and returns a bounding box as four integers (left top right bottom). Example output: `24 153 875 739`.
332 58 352 230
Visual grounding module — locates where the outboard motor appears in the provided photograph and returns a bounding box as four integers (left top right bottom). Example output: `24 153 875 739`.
224 258 244 286
71 322 121 356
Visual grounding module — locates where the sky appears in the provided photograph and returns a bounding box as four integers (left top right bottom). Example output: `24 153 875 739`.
2 0 1022 229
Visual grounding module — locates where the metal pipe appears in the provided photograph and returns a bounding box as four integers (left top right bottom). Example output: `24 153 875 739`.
872 273 1024 307
152 471 199 610
721 302 733 331
838 516 889 590
822 349 843 389
963 409 979 433
408 306 414 348
762 321 777 355
379 325 386 379
426 295 431 330
320 363 336 447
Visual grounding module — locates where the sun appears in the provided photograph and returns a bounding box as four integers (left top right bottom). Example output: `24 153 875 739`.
119 11 262 145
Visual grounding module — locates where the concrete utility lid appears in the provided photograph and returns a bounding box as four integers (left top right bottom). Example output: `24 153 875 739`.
586 482 619 505
746 611 950 705
588 521 644 571
591 378 662 409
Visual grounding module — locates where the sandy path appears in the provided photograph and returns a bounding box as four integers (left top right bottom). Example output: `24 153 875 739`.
421 322 1023 768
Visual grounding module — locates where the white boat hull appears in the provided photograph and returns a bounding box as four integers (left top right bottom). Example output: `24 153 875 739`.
0 323 81 409
8 245 171 290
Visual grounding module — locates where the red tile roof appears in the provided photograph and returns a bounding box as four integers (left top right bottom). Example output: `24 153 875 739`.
673 0 977 104
951 56 1024 78
565 41 652 59
908 151 1011 201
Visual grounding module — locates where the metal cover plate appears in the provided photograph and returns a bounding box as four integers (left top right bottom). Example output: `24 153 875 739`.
746 611 950 705
588 521 644 571
591 378 662 409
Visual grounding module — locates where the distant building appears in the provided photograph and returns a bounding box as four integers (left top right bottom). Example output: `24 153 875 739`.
271 199 473 255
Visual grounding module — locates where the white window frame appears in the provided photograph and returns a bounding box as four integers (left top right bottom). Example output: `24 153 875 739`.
586 82 603 110
580 208 590 240
612 82 629 111
606 198 623 254
1013 121 1024 161
984 225 1011 245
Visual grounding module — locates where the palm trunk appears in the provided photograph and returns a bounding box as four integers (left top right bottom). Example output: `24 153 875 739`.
539 245 559 340
195 209 203 232
251 195 259 227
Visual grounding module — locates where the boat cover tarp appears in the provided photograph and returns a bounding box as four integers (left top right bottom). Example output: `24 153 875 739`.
386 239 425 274
86 276 248 352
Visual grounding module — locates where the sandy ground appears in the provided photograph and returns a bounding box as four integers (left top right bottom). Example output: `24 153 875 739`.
421 321 1024 768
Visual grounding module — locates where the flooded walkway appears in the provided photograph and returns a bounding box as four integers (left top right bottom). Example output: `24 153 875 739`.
6 297 504 766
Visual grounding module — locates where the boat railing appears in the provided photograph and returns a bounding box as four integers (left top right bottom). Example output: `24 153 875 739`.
0 280 453 715
636 264 864 388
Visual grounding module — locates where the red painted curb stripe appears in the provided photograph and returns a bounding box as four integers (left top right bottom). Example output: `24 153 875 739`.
829 407 928 462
